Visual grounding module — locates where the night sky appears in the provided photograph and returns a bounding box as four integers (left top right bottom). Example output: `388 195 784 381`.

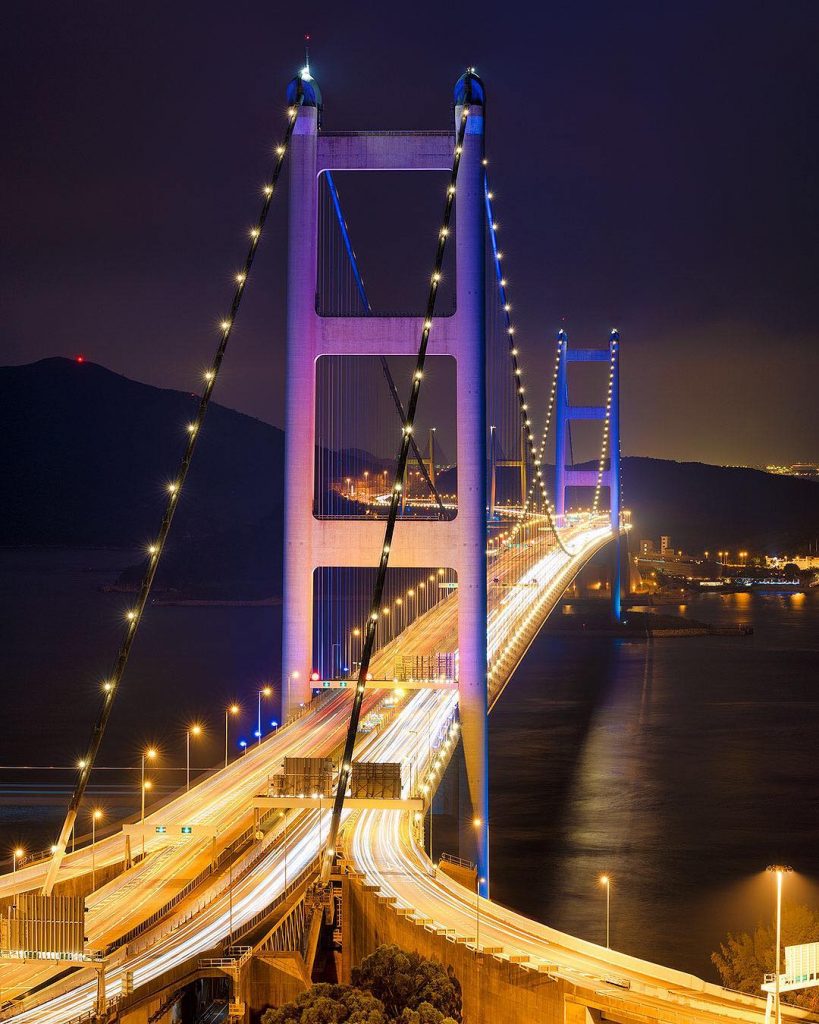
3 1 818 466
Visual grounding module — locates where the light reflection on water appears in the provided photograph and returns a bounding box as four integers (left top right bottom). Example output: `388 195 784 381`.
489 588 819 979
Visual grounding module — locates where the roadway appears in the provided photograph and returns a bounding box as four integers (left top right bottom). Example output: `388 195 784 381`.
0 518 623 1023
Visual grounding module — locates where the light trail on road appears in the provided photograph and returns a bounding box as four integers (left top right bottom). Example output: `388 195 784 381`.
1 522 623 1024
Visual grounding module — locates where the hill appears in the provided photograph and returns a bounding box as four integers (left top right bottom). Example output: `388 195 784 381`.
1 359 815 597
620 457 817 555
0 358 284 595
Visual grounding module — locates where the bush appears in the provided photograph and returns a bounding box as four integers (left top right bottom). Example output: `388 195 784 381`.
262 946 462 1024
261 983 388 1024
712 903 819 1012
352 945 462 1022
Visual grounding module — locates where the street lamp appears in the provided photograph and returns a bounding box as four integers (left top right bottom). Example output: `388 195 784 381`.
186 724 203 790
225 704 240 768
473 817 489 898
140 747 157 824
12 847 24 892
476 875 486 950
91 809 103 890
600 874 611 948
258 686 272 745
768 864 793 1024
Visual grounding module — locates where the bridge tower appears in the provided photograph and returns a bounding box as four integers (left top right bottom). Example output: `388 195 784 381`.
554 329 622 619
281 71 489 885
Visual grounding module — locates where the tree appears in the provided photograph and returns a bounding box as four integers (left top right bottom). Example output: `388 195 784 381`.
396 1004 459 1024
352 945 462 1022
712 903 819 1012
261 983 389 1024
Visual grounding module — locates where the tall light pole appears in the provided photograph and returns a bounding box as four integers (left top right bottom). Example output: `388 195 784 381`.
600 874 611 948
283 810 289 890
474 817 490 899
186 724 202 791
91 809 103 891
258 686 272 745
225 704 239 769
476 875 485 950
768 864 793 1024
140 747 157 824
12 847 24 896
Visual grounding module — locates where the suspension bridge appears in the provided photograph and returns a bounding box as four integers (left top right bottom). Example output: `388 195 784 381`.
0 65 801 1024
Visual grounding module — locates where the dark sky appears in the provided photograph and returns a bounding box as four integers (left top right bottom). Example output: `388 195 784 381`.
2 1 818 466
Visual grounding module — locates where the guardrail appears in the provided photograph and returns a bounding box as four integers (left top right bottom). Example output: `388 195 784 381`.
199 944 252 971
439 852 476 871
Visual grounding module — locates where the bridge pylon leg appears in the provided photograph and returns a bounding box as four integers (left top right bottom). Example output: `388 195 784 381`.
281 102 319 718
609 331 622 623
453 95 489 898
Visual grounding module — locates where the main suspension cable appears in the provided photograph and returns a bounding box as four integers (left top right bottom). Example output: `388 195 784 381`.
484 178 571 556
592 334 617 513
320 79 477 883
41 95 303 895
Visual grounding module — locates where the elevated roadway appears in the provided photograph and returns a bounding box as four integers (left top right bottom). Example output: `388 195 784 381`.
2 520 783 1024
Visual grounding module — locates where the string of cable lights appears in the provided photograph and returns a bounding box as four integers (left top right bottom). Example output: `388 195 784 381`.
484 177 572 556
321 78 478 884
592 332 618 513
41 95 304 894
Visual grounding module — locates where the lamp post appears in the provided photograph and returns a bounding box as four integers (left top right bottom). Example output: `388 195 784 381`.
768 864 793 1024
474 817 489 899
186 724 202 791
91 809 103 891
600 874 611 948
258 686 272 745
476 876 486 950
283 810 289 890
140 747 157 824
225 704 239 769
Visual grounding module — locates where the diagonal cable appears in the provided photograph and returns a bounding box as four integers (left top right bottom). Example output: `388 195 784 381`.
41 96 303 895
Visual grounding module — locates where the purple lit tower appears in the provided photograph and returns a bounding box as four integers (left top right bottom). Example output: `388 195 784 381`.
280 68 489 888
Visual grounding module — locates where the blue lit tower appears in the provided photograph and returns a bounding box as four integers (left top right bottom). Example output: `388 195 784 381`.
554 329 622 620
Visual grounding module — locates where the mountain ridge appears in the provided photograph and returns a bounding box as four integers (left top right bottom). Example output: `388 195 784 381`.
1 358 815 596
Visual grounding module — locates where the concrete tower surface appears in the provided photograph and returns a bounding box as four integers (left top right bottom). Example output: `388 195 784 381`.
280 68 489 888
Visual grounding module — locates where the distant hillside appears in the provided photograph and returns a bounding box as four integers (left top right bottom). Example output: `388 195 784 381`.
1 359 815 597
439 459 817 556
0 358 285 594
620 457 817 555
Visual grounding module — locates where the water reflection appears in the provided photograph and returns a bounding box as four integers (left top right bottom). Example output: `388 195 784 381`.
490 590 819 979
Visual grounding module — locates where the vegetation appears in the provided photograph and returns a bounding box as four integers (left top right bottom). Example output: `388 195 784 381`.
351 944 462 1021
262 944 461 1024
712 903 819 1012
